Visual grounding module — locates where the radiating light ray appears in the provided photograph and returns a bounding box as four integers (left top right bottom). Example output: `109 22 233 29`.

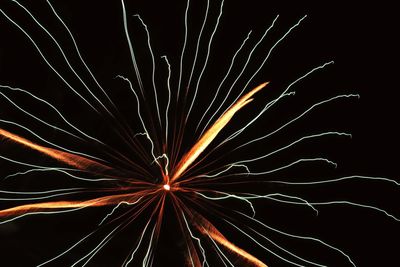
303 201 400 221
0 116 105 162
214 252 229 267
238 223 327 267
0 201 93 225
175 195 268 266
236 94 360 150
46 0 116 108
196 30 253 132
139 195 166 267
221 61 334 146
0 190 86 201
171 82 267 182
134 14 162 127
1 166 73 180
236 211 356 267
143 224 157 267
234 131 351 165
177 0 190 101
161 55 172 149
120 0 144 96
186 0 210 93
0 154 81 175
185 0 224 123
204 228 268 267
187 250 198 267
0 85 112 154
0 89 82 141
254 193 318 214
153 153 170 181
195 164 250 179
200 15 279 137
118 194 165 267
39 193 155 266
0 187 84 195
0 189 161 230
186 158 336 187
115 75 160 164
37 230 97 266
71 224 122 267
113 196 161 266
206 234 235 267
123 210 154 266
234 15 308 108
113 133 162 176
99 197 144 226
181 211 209 267
0 9 99 113
1 84 138 165
184 207 268 267
196 191 256 217
268 175 400 186
0 192 143 218
218 90 295 147
236 198 400 260
197 191 318 217
1 157 115 183
0 128 111 172
242 158 337 176
11 0 114 117
224 219 318 267
169 195 204 267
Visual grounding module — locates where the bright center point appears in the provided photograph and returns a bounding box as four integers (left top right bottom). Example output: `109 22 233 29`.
163 184 170 191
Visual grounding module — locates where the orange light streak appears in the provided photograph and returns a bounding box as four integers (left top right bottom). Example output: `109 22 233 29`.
0 192 148 218
189 209 268 267
208 231 268 267
0 128 110 172
171 82 268 182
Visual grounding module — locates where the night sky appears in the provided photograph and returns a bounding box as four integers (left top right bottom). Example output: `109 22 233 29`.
0 1 398 266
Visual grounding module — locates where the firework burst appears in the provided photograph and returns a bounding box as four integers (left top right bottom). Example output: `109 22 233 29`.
0 0 398 266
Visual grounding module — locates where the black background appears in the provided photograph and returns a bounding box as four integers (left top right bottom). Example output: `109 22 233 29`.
0 0 399 266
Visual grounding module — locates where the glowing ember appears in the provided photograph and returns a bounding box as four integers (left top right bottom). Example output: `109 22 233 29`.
163 184 171 191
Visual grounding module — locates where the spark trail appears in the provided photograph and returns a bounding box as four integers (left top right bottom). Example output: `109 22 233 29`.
0 128 110 172
171 82 268 182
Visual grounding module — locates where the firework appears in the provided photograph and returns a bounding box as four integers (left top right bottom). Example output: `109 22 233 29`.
0 0 398 266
